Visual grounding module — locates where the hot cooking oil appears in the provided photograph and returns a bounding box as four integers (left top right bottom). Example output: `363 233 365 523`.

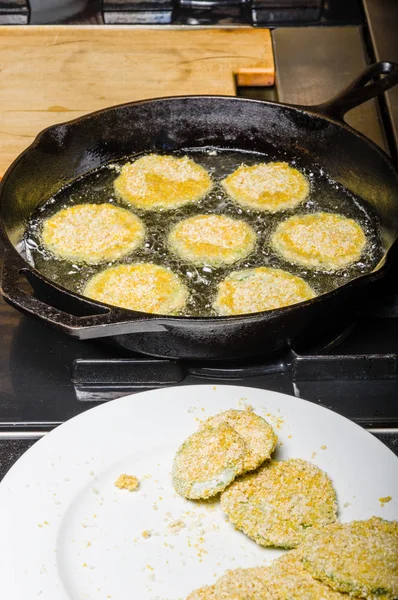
23 148 383 317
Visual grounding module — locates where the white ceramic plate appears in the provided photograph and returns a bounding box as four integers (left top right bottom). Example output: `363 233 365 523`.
0 385 397 600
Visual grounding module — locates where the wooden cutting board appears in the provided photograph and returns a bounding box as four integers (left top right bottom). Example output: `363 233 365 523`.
0 25 274 175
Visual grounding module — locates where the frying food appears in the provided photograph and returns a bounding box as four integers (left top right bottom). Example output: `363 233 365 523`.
220 458 338 548
271 212 367 271
114 154 212 211
199 409 277 472
83 263 188 314
41 203 145 264
172 424 246 500
213 267 316 316
298 517 398 599
168 214 257 267
222 162 309 212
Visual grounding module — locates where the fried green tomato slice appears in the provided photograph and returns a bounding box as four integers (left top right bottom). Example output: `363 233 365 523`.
271 212 367 271
187 585 217 600
222 162 309 212
41 203 145 264
265 552 348 599
220 458 338 549
83 263 188 315
213 567 279 600
298 517 398 599
172 424 246 500
168 214 257 267
114 154 212 211
200 409 277 472
213 267 316 316
187 567 278 600
186 555 347 600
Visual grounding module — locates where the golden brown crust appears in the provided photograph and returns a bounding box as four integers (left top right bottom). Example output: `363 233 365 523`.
114 154 212 210
41 203 145 264
168 215 256 267
222 162 309 212
221 459 338 548
271 212 366 271
213 267 315 316
83 263 188 314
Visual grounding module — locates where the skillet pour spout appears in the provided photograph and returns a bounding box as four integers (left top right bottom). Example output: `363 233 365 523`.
1 61 398 360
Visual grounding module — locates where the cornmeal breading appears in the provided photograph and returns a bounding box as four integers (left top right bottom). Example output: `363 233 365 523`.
172 424 247 500
222 162 309 212
41 203 145 264
221 459 338 548
84 263 188 314
186 551 349 599
200 409 277 472
213 267 315 316
271 212 367 271
298 517 398 599
266 552 348 599
187 585 217 600
114 154 212 210
213 567 278 599
168 214 257 267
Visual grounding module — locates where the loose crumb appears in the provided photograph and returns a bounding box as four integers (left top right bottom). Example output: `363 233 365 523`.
320 445 327 450
142 530 152 538
168 520 186 534
379 496 392 506
114 474 140 491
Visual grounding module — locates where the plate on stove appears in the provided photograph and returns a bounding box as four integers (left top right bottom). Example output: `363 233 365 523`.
0 385 397 599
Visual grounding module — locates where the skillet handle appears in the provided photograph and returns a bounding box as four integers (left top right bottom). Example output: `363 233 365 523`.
310 61 398 121
1 247 162 339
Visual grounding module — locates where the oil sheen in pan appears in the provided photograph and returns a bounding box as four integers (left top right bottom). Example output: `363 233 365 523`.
23 148 383 317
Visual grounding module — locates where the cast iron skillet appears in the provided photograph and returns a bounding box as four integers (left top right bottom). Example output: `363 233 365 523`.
1 61 398 360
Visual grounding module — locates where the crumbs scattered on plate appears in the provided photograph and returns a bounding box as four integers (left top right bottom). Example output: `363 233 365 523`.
168 520 186 534
142 530 152 538
379 495 392 506
114 474 140 491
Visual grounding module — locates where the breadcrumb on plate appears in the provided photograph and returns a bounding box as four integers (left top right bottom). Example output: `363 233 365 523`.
114 474 140 491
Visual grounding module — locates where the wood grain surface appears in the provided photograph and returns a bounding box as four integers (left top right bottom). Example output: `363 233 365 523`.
0 25 274 175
